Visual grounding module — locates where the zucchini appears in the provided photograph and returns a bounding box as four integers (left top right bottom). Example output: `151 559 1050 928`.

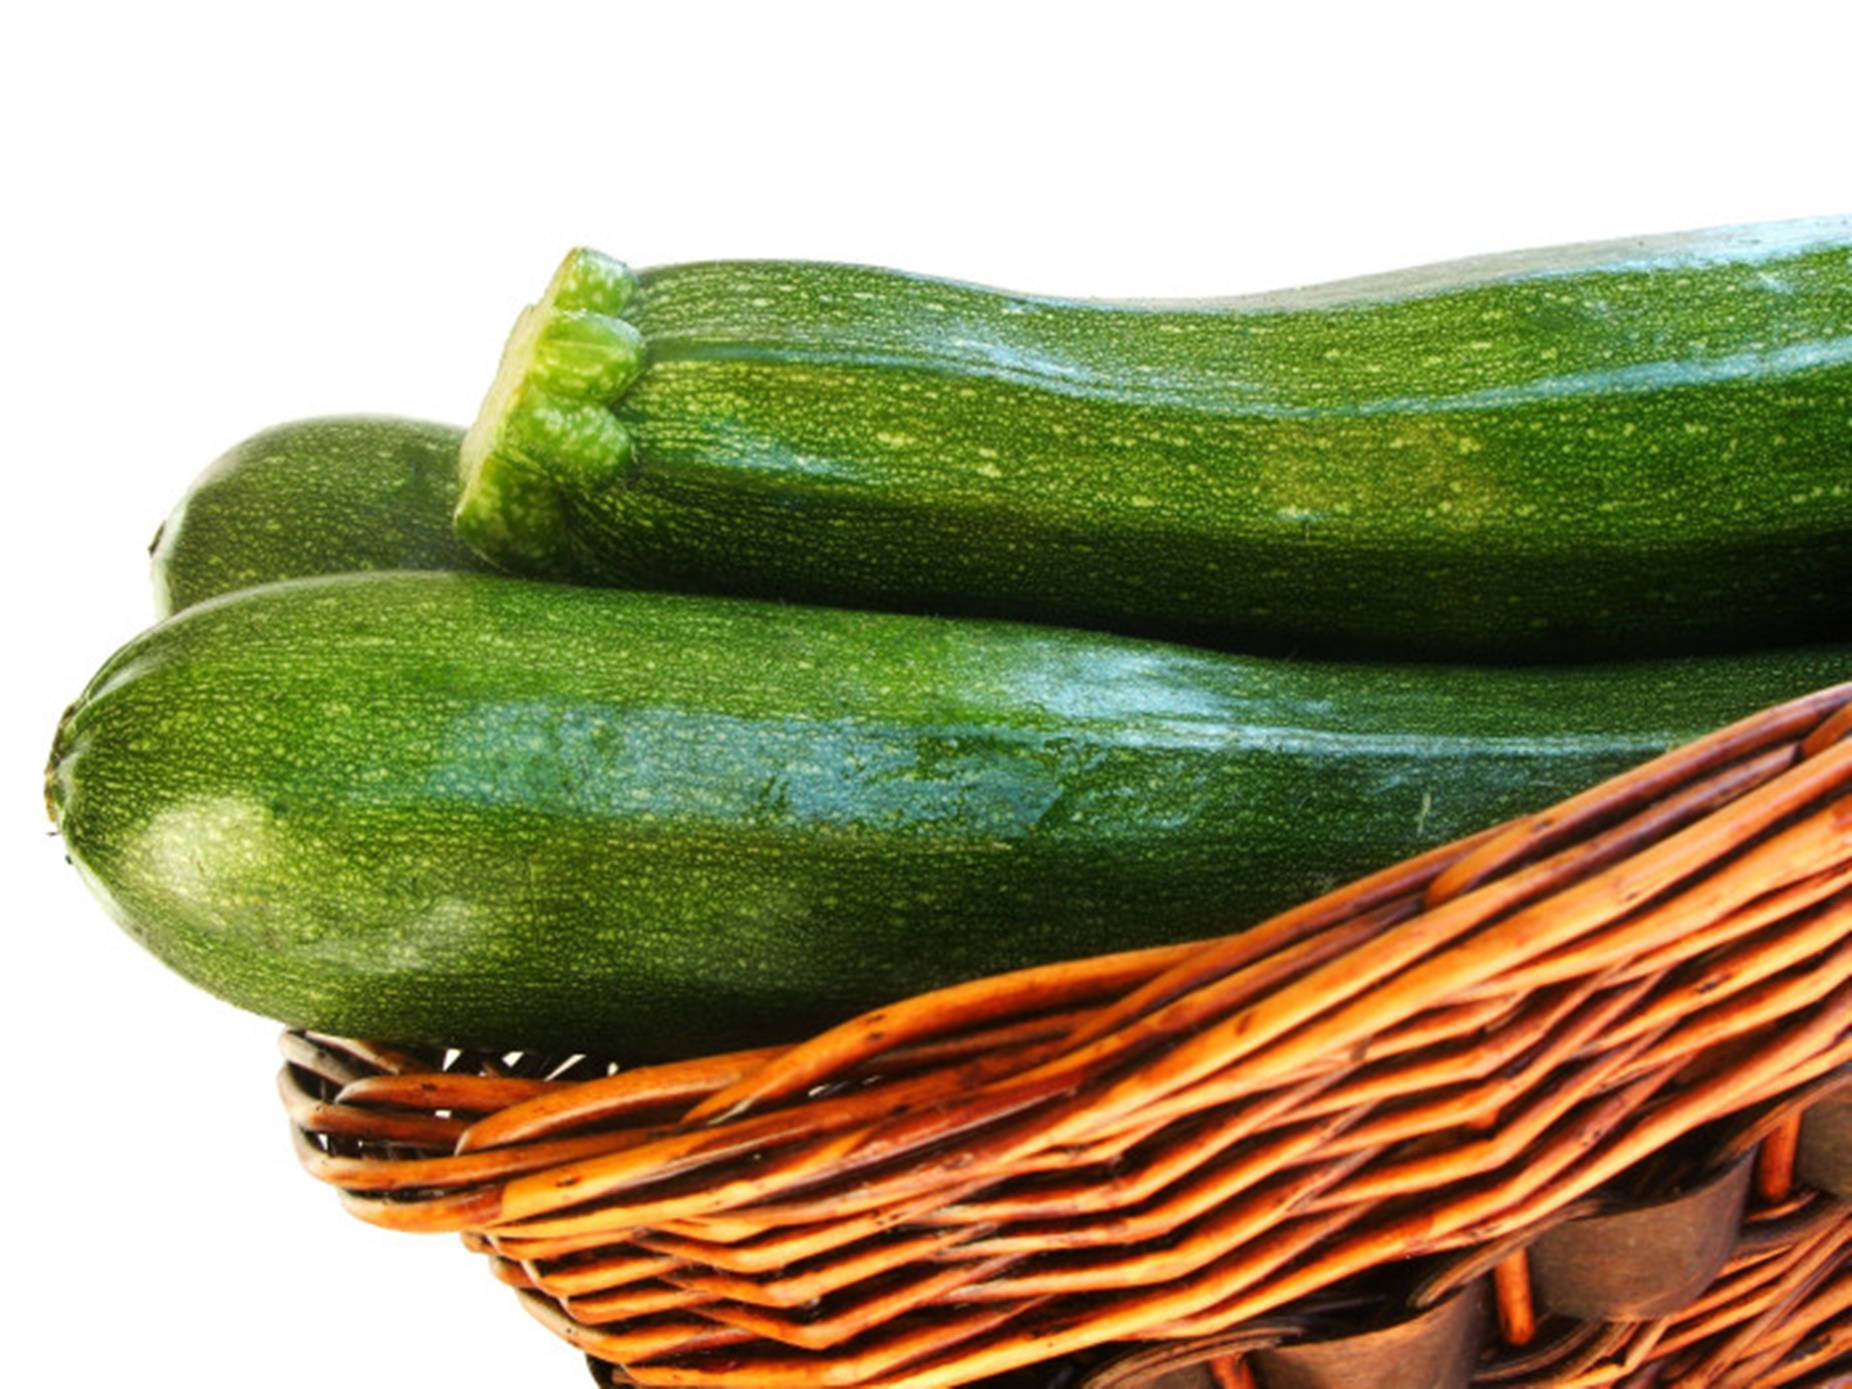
48 571 1851 1055
457 218 1852 659
151 415 491 617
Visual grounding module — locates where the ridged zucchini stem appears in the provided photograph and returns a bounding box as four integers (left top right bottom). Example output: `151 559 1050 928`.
456 249 644 571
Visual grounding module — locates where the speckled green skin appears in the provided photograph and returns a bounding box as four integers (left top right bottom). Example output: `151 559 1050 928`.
47 572 1852 1054
151 416 491 617
458 219 1852 659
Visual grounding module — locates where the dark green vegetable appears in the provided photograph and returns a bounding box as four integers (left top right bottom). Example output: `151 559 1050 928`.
456 218 1852 660
151 415 490 616
48 571 1851 1055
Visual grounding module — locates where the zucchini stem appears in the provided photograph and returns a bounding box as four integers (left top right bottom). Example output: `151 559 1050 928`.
456 249 644 573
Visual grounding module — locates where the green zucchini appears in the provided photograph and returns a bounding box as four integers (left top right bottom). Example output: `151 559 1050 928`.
48 571 1851 1055
151 415 491 617
457 218 1852 660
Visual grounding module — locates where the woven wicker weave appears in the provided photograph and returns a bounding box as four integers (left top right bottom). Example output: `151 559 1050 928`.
283 683 1852 1388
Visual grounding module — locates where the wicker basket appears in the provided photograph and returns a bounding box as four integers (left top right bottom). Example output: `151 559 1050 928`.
282 684 1852 1388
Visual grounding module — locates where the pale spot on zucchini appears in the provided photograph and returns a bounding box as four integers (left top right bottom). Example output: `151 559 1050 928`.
134 796 292 931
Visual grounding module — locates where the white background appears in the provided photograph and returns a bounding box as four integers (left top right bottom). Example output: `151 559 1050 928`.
5 4 1849 1385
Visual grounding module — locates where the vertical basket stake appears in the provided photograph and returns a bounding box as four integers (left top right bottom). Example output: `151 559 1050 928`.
1755 1113 1802 1203
1493 1249 1537 1348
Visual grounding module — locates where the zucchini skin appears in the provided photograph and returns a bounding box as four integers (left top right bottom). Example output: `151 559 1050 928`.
458 219 1852 659
151 416 492 617
48 572 1852 1055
